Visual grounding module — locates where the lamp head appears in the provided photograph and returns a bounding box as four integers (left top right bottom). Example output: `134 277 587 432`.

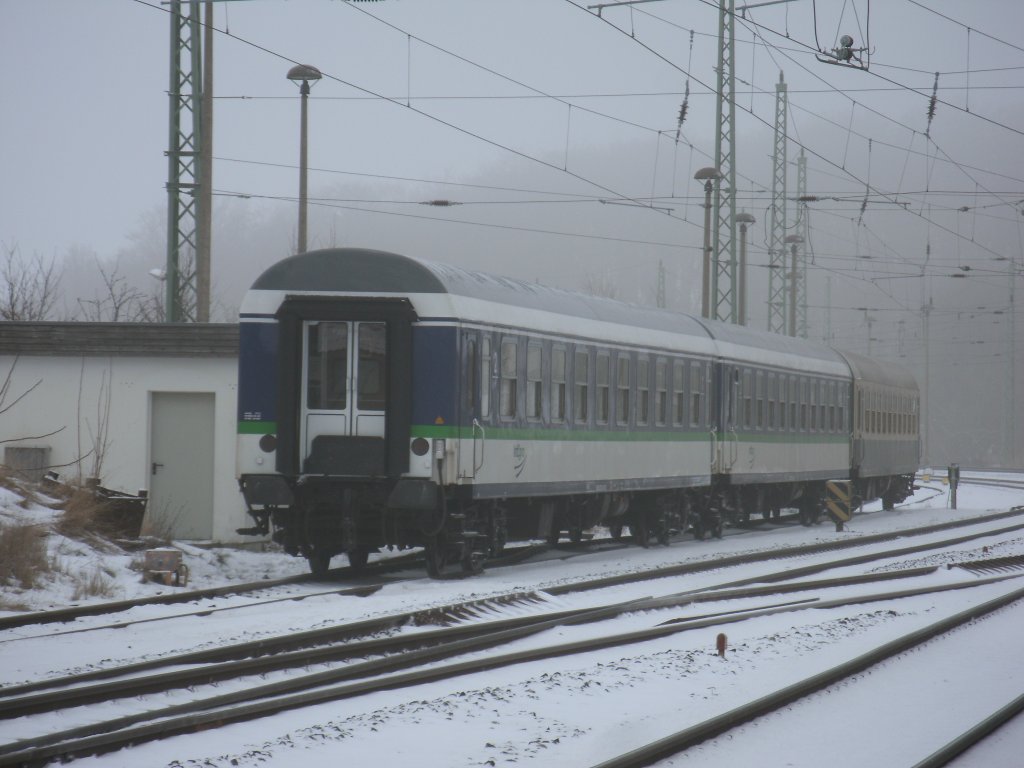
287 64 322 87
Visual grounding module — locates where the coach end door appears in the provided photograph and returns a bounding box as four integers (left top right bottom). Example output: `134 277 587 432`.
301 320 388 475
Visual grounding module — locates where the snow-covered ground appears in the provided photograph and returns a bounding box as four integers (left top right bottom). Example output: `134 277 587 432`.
2 473 1024 767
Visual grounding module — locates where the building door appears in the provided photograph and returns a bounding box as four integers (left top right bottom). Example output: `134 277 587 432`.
300 321 387 465
149 392 215 539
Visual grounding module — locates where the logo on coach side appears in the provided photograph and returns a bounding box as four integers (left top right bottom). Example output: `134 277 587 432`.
513 444 527 477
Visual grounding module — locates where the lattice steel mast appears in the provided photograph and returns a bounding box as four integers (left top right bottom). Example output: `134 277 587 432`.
165 1 203 322
710 0 738 323
767 72 788 333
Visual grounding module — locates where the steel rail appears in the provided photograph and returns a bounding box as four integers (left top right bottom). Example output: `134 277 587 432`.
542 506 1024 596
0 543 546 640
909 692 1024 768
5 510 1022 702
0 565 945 718
1 573 1018 765
0 568 375 632
1 504 1018 637
0 590 550 698
588 584 1024 768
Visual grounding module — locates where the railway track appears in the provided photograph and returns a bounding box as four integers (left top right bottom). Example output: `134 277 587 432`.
2 569 1018 766
910 692 1024 768
4 504 1022 663
3 512 1023 766
587 583 1024 768
0 470 1008 636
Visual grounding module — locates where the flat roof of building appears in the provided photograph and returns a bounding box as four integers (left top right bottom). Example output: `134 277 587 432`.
0 322 239 357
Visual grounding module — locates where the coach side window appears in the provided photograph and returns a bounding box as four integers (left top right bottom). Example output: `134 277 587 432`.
596 353 610 424
827 382 835 432
799 380 808 431
637 357 650 426
574 349 590 424
616 356 631 426
742 371 752 428
673 360 686 427
690 362 703 427
837 387 845 432
811 380 819 430
527 342 543 421
500 339 518 420
655 359 667 426
789 376 797 431
480 337 491 418
778 376 787 429
551 347 567 423
820 382 827 432
756 371 765 429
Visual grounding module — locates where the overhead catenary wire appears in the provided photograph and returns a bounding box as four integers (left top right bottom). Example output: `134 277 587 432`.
143 0 1018 300
137 0 713 239
573 0 1019 269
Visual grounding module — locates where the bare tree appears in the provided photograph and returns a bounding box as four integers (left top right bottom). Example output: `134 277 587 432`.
76 258 148 322
0 357 65 448
1 242 61 320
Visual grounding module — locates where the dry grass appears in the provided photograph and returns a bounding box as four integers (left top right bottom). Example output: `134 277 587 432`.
54 489 103 539
0 595 31 611
0 521 51 588
54 488 140 545
70 567 116 601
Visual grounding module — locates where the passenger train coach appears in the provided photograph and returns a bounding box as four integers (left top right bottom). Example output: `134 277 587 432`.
236 248 920 576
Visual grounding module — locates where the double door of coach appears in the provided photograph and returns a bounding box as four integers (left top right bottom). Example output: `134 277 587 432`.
300 320 388 467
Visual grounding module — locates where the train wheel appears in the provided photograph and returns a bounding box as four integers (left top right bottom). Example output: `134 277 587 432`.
307 547 332 577
347 547 369 571
609 523 624 541
632 517 651 549
424 535 449 579
713 519 724 539
569 525 584 544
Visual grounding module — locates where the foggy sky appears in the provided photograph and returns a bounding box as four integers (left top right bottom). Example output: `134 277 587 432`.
3 0 1023 466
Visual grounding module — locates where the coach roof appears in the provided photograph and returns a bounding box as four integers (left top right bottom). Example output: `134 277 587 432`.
251 247 713 339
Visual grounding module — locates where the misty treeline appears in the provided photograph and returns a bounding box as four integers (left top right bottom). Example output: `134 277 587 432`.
0 201 297 324
0 172 670 325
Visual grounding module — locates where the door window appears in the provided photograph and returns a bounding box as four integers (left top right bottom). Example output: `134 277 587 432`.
357 322 387 410
307 322 348 410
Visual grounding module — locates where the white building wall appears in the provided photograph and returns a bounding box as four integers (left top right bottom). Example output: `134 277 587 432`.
0 353 251 543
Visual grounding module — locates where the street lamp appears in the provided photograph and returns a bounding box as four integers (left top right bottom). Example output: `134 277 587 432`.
736 212 755 327
287 63 322 254
784 234 804 337
694 167 722 319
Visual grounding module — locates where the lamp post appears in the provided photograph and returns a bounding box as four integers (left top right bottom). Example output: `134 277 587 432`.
287 64 322 254
785 234 804 337
736 212 755 326
694 167 722 319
